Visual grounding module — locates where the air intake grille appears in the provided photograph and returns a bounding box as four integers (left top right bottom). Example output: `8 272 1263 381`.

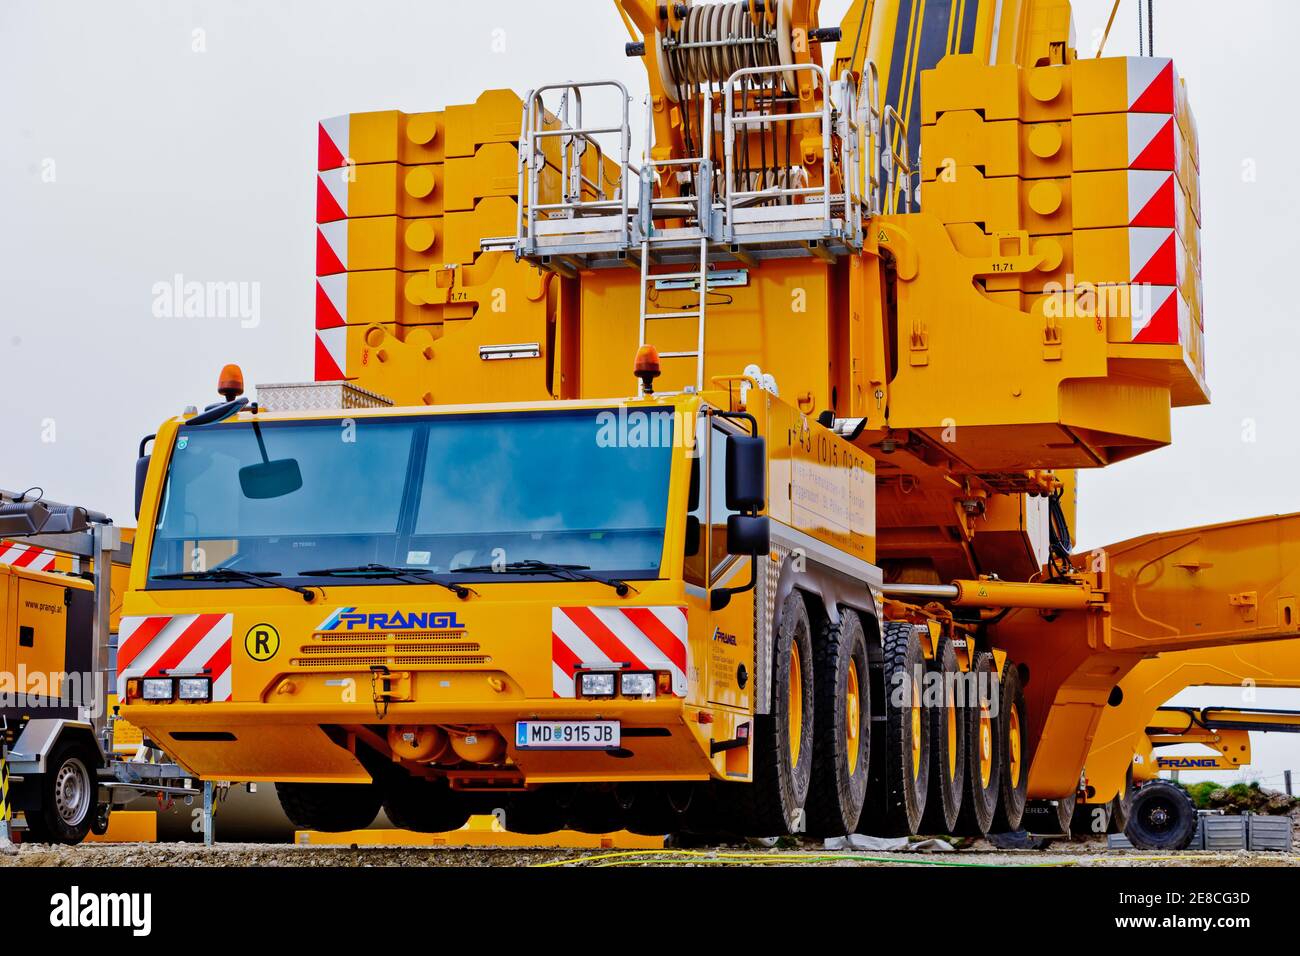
292 630 488 668
300 642 475 655
312 629 467 642
290 654 490 668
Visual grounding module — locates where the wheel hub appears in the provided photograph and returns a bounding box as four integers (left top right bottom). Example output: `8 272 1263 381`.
788 644 803 767
909 675 923 781
845 664 861 775
1008 707 1022 783
978 712 994 788
54 759 90 826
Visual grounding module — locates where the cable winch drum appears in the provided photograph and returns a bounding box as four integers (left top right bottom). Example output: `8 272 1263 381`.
656 0 798 101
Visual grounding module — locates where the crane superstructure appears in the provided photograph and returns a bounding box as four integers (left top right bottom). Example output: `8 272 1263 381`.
116 1 1297 849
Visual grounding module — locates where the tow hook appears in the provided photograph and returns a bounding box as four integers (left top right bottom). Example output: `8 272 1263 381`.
368 666 412 718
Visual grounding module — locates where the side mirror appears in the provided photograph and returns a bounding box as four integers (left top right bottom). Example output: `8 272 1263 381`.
712 516 772 612
239 459 303 500
134 455 151 521
725 434 766 512
726 514 770 556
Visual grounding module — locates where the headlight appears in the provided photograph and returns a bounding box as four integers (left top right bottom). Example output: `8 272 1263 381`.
142 678 174 701
620 673 656 698
579 672 616 697
178 678 211 701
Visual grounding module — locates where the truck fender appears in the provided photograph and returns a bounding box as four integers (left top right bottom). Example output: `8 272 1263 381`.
6 719 103 776
754 538 882 714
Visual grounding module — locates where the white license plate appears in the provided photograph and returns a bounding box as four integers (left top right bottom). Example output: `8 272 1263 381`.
515 720 620 750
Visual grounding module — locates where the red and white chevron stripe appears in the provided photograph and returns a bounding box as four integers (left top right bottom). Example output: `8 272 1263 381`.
0 540 56 571
1126 113 1182 173
316 220 348 276
117 613 234 702
316 114 350 374
1126 170 1176 229
1125 58 1176 114
551 606 688 699
1123 167 1199 252
1127 226 1187 287
318 115 350 172
316 169 349 223
1128 285 1190 345
314 328 347 380
316 273 347 329
314 272 348 380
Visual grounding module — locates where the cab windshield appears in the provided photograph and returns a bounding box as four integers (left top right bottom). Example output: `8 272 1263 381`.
146 408 676 587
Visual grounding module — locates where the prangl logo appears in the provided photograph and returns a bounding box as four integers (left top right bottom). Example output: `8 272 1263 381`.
318 607 466 631
1156 756 1218 769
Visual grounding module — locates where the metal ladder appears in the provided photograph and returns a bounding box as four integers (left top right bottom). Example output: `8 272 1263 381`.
636 98 715 394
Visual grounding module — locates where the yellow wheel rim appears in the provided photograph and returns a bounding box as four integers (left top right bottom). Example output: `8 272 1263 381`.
909 673 923 781
845 663 861 775
978 705 994 789
788 643 803 767
1008 704 1022 784
946 693 959 779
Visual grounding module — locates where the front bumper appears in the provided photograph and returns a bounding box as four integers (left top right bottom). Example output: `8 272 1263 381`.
121 698 721 785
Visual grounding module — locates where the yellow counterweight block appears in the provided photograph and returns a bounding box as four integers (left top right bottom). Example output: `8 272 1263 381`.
317 253 561 405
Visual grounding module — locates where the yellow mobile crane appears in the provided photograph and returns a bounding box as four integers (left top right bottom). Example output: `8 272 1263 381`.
117 0 1296 850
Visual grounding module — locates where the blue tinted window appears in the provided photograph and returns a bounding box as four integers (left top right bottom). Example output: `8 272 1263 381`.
147 409 673 584
413 409 673 573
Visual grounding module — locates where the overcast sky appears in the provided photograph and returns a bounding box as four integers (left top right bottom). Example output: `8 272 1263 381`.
2 0 1297 788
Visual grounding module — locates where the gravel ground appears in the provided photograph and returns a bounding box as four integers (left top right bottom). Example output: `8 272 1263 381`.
3 840 1298 867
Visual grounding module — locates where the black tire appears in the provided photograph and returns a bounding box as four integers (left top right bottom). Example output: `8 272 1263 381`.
1108 765 1135 834
952 651 1001 836
1021 801 1056 834
919 637 965 835
568 786 633 834
1054 792 1077 834
1124 780 1197 850
23 738 98 845
381 776 470 833
624 783 698 836
730 590 815 836
991 660 1028 832
681 781 730 838
860 622 930 836
503 785 578 835
90 804 111 837
1023 795 1075 836
805 609 871 837
275 781 382 832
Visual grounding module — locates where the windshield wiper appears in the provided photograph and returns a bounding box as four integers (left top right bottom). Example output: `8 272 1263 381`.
153 568 316 602
298 564 474 599
449 559 635 597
